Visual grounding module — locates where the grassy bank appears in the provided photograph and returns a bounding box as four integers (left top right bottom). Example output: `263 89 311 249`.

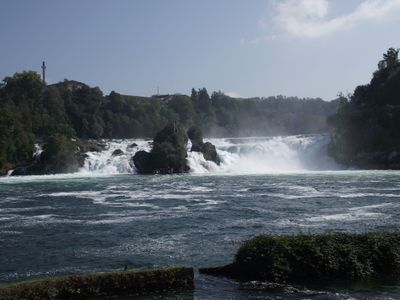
0 267 193 300
200 232 400 283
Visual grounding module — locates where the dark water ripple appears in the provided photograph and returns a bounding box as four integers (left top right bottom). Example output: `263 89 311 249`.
1 171 400 299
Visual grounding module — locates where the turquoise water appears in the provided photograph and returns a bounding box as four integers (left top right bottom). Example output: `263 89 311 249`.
1 171 400 299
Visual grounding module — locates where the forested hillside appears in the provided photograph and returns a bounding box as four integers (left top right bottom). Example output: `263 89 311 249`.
329 48 400 169
0 71 337 174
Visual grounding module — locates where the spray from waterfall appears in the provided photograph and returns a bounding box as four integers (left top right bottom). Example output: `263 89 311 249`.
79 135 341 175
205 135 340 174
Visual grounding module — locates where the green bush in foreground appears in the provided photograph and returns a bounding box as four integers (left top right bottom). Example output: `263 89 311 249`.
201 232 400 283
0 267 194 300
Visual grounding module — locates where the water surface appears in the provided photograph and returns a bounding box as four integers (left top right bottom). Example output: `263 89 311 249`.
1 171 400 299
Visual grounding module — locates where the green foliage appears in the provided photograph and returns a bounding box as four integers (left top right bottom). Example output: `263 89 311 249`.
187 125 203 143
32 87 75 137
133 123 189 174
191 88 215 131
167 94 195 126
153 122 188 146
60 81 105 139
151 123 189 173
0 72 76 174
201 232 400 283
2 71 44 106
0 70 337 174
0 267 194 300
378 47 399 71
234 232 400 282
0 72 44 173
0 103 34 173
39 135 79 174
329 47 400 168
101 91 169 138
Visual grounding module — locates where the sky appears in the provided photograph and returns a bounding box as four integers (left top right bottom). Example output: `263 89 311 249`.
1 0 399 100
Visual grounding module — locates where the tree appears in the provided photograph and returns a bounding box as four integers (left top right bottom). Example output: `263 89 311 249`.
328 47 400 168
2 71 44 104
190 88 198 101
167 94 195 126
380 47 399 70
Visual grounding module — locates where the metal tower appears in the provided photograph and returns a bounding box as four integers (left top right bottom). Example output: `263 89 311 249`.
41 61 46 84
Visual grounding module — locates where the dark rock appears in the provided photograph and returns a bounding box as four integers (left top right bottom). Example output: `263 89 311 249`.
87 144 103 152
150 142 188 174
347 151 400 169
387 151 400 168
111 149 124 156
86 141 106 152
133 123 189 174
187 126 203 152
132 150 152 174
187 126 220 165
127 143 138 149
78 153 89 167
201 142 220 164
11 165 38 176
200 264 242 279
0 168 8 176
191 143 202 152
74 139 106 153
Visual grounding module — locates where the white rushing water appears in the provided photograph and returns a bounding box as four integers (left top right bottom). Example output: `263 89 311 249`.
79 139 151 175
78 134 341 175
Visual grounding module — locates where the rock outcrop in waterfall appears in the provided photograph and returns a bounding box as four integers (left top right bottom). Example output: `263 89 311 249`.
187 126 220 165
132 124 220 174
132 123 190 174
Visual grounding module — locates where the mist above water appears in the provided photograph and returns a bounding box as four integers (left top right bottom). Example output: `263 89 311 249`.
79 134 341 175
204 135 340 173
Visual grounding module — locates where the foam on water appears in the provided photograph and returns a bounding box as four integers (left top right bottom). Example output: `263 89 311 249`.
2 171 400 298
305 203 394 223
77 134 341 176
210 135 341 174
79 139 151 175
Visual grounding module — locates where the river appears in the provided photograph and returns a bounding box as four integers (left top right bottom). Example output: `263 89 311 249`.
1 136 400 299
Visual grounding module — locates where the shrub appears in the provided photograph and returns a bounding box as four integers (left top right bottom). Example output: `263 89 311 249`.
201 232 400 283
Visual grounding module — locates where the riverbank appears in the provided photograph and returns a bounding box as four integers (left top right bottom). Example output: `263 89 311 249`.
0 267 194 300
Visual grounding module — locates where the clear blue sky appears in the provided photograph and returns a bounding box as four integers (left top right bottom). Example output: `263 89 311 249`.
1 0 399 100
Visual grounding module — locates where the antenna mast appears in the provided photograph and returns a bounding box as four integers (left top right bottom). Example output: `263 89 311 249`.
41 61 46 84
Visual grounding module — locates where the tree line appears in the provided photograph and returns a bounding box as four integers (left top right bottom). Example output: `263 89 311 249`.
328 47 400 168
0 71 337 174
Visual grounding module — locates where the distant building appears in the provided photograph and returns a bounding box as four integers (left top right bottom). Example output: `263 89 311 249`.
152 94 173 102
50 80 88 92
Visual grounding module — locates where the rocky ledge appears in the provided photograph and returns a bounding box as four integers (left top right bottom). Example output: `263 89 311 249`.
133 124 220 174
0 267 194 300
10 138 105 176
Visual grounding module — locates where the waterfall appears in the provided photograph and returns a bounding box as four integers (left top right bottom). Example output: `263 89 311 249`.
79 140 151 175
193 135 340 174
79 134 340 175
